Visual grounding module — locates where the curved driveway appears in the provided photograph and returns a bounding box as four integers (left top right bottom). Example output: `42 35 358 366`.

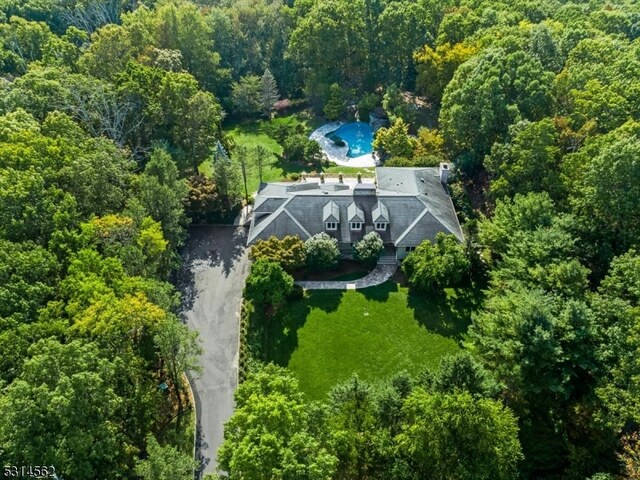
177 226 249 478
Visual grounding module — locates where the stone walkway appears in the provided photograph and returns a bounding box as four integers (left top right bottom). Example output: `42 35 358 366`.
297 264 398 290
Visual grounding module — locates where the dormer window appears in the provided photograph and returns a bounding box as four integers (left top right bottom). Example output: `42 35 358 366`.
372 201 389 232
375 222 387 231
347 202 364 233
326 222 338 231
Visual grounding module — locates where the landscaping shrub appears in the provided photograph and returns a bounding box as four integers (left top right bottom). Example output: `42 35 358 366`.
304 233 340 271
353 231 384 267
249 235 306 271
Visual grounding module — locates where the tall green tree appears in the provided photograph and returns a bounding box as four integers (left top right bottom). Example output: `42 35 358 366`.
136 434 196 480
376 1 433 87
231 75 262 117
323 83 345 120
288 0 367 104
440 48 553 171
244 259 294 312
136 147 189 248
470 288 597 410
217 364 338 479
485 119 563 199
260 68 279 117
328 375 392 479
402 233 470 291
396 389 522 480
154 318 202 431
0 339 137 478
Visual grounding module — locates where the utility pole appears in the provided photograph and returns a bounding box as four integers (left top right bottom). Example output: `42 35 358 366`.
255 145 267 185
237 146 250 206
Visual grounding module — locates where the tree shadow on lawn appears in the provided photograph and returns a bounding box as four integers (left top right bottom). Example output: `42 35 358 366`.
359 281 399 303
272 156 319 176
265 289 345 366
225 119 265 135
304 289 345 313
406 286 483 343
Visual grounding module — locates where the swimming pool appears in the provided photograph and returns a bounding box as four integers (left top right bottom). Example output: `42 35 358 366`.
325 122 374 158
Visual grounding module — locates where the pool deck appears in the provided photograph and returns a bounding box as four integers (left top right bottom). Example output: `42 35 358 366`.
310 122 377 167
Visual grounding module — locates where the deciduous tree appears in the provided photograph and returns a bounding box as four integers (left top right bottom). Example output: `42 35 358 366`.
396 390 522 480
402 233 469 291
218 364 338 479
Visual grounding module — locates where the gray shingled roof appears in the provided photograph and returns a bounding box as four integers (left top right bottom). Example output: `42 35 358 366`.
247 167 463 246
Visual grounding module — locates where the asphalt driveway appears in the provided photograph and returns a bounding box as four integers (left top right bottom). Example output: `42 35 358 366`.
176 225 249 478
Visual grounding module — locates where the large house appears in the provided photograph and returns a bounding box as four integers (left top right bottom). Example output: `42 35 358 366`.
247 165 463 260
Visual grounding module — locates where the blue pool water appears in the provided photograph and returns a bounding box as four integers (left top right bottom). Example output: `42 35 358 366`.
326 122 374 158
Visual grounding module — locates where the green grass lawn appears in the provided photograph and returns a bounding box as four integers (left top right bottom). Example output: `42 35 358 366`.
260 281 479 400
200 113 376 193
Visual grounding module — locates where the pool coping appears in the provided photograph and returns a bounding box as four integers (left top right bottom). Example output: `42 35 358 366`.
309 122 377 167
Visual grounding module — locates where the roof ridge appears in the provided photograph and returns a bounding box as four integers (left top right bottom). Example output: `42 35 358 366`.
415 193 462 240
394 207 430 245
283 208 311 239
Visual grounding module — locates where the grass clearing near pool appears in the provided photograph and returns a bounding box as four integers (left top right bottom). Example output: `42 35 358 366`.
254 281 480 400
200 113 375 193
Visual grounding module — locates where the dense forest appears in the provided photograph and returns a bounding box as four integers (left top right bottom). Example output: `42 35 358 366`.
1 0 640 478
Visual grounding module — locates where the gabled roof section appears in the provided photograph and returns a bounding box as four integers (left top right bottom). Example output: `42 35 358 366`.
347 202 364 222
247 199 311 244
372 201 389 223
323 201 340 223
254 196 286 213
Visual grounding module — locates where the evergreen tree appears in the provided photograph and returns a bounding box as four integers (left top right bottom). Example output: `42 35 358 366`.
211 142 241 213
261 68 280 118
324 83 345 120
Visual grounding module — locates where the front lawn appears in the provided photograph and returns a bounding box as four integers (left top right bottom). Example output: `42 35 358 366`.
200 113 375 193
254 281 480 400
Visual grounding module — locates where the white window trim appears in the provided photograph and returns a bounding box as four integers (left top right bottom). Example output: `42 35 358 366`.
325 222 338 231
375 222 387 231
350 222 362 231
